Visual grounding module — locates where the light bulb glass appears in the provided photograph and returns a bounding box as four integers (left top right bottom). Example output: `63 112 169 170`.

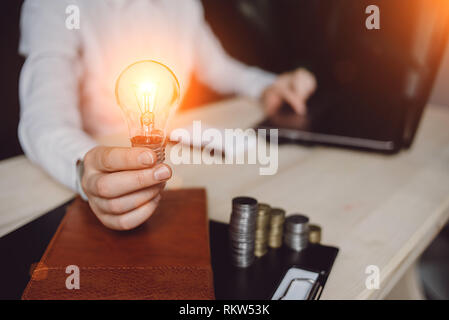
115 60 180 161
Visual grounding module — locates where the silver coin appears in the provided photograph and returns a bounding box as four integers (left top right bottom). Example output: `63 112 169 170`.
285 215 309 233
229 197 259 268
286 214 309 224
233 196 257 206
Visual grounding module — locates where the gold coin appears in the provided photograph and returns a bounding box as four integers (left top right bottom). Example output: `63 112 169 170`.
309 224 322 244
270 208 286 219
268 240 282 248
258 203 271 216
255 249 268 257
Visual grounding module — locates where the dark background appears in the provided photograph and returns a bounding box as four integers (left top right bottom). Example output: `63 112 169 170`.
0 0 24 160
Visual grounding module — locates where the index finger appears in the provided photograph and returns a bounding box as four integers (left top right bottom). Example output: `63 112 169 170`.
90 146 157 172
276 84 307 115
293 72 316 98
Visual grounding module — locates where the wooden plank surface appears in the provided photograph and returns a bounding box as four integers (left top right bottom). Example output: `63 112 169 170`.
1 97 448 299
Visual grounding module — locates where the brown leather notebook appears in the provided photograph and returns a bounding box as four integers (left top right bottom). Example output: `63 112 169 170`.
22 188 215 300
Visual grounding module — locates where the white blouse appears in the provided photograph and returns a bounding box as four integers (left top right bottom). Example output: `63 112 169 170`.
18 0 275 192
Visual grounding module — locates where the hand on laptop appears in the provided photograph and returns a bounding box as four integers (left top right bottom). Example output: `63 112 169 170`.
81 146 172 230
262 68 317 116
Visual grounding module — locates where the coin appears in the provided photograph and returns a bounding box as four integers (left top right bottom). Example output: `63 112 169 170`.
308 224 322 244
229 197 258 267
284 213 310 252
268 208 285 248
254 203 271 257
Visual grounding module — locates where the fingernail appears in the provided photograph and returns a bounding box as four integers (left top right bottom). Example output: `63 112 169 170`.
138 151 154 166
154 165 171 181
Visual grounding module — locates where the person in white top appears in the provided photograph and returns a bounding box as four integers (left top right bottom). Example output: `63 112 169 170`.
18 0 316 230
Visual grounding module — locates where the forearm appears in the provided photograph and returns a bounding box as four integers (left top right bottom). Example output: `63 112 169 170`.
19 55 97 192
18 117 97 192
198 50 276 98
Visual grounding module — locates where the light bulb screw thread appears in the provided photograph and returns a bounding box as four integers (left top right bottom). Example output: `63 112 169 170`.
150 144 166 164
131 138 166 164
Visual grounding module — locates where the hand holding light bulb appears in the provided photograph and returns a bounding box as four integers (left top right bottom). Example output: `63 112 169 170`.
81 146 172 230
81 61 180 230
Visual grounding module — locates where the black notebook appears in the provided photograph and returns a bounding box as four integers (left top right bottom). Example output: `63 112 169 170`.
210 221 339 300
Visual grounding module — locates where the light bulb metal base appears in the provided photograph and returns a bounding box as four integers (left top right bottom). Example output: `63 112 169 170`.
131 135 166 164
131 141 165 164
150 144 166 164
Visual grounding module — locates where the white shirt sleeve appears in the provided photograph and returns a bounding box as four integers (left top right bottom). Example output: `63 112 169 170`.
18 0 97 192
192 1 276 99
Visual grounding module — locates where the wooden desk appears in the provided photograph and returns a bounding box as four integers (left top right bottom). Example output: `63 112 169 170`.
1 97 449 299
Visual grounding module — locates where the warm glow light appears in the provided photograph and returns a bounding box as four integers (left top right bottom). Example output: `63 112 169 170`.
139 82 156 94
136 81 157 114
115 60 180 147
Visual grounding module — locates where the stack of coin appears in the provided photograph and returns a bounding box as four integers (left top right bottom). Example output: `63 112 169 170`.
229 197 258 268
268 208 286 248
254 203 271 257
308 224 322 244
284 214 309 251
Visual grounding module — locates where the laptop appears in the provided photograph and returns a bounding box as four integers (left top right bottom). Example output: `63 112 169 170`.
256 0 449 153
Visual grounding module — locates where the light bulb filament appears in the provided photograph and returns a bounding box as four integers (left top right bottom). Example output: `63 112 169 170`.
134 82 158 136
141 83 156 112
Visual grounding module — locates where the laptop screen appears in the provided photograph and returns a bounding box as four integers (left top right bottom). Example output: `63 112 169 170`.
246 0 449 150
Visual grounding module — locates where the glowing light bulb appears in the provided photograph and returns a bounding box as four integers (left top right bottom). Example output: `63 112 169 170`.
115 60 180 163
